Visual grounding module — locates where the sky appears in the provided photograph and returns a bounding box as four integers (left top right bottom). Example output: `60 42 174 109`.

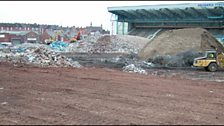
0 1 221 31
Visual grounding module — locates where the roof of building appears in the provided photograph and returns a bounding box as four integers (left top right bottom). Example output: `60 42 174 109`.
86 26 103 32
0 31 38 36
108 2 224 23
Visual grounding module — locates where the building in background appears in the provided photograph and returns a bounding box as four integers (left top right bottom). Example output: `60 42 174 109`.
0 22 110 44
108 2 224 43
0 31 39 45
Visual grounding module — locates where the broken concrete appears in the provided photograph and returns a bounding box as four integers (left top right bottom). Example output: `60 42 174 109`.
123 64 147 75
91 35 149 54
0 43 81 68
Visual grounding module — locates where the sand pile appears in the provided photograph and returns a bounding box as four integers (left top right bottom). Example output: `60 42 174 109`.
139 28 224 59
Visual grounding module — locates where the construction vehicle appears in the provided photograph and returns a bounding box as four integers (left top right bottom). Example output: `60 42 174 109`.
193 50 224 72
193 31 224 72
70 30 83 43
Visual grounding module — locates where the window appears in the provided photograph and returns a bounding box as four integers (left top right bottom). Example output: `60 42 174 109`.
207 52 216 59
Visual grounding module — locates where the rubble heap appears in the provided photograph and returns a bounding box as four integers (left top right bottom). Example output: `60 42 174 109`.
123 64 148 75
65 35 101 53
50 41 69 52
0 43 81 68
91 35 149 54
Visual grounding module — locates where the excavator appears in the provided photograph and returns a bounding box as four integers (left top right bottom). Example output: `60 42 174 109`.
193 32 224 72
70 29 83 43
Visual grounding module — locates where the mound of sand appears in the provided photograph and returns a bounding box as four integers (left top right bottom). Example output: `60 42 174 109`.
139 28 224 59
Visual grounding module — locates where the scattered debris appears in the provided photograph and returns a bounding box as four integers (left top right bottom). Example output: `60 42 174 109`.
166 94 175 97
1 102 8 105
0 28 223 76
123 64 147 75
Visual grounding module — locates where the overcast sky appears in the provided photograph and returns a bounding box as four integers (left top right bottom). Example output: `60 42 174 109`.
0 1 221 31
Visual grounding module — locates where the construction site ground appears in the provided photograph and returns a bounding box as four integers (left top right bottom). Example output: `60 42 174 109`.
0 62 224 125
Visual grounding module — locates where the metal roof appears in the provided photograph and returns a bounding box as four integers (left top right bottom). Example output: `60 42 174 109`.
108 2 224 23
0 31 30 36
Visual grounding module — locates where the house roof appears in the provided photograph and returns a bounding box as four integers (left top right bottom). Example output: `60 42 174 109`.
0 31 29 36
86 26 103 32
0 31 38 36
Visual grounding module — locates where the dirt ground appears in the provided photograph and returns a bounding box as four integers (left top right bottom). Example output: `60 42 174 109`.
0 62 224 125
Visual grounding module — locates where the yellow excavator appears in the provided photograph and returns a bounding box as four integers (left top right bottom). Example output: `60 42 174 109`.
193 32 224 72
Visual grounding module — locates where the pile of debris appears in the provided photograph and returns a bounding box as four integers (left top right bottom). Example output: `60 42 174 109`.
50 41 69 52
65 35 149 54
90 35 149 54
0 43 81 68
123 64 147 75
65 35 101 53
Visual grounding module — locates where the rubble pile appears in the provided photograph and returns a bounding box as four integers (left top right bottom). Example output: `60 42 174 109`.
50 41 69 52
139 28 224 59
123 64 148 75
0 43 81 68
65 35 101 53
64 35 149 54
91 35 149 54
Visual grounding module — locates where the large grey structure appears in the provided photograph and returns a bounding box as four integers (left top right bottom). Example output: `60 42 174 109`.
108 2 224 42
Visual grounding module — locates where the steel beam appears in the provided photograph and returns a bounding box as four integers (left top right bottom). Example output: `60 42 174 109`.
189 7 207 18
135 25 224 29
142 9 161 18
211 7 224 15
164 8 184 18
177 8 195 18
135 9 150 18
118 10 137 19
122 19 222 23
156 9 171 18
149 10 163 18
111 11 128 19
128 10 145 18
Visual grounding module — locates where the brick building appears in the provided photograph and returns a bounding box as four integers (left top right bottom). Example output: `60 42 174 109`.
0 31 39 45
23 31 39 43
